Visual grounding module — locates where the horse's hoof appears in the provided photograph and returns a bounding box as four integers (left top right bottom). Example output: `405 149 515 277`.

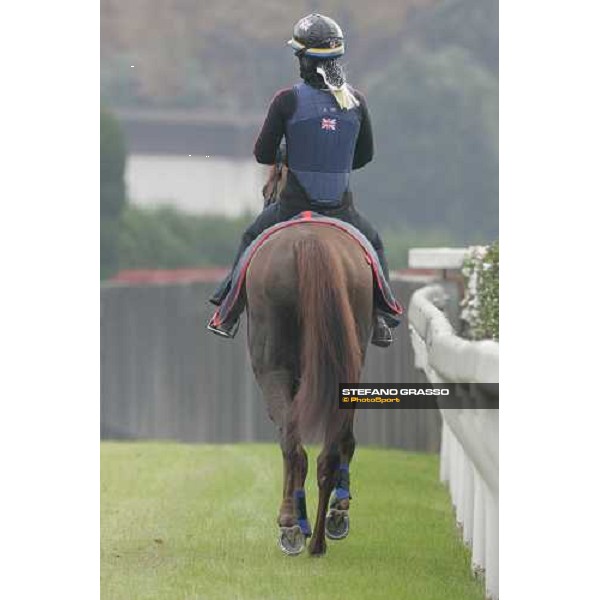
278 525 305 556
325 509 350 540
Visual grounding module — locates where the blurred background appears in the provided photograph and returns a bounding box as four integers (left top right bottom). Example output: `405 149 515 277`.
100 0 498 449
101 0 498 278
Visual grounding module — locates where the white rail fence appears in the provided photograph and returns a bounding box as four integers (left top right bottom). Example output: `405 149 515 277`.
407 264 499 600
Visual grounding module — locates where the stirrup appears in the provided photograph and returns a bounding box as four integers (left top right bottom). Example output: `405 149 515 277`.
206 318 240 339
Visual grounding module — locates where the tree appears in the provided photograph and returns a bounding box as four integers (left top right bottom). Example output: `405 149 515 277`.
100 108 127 278
355 44 498 240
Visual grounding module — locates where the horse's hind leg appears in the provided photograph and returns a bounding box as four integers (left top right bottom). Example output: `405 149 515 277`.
280 425 310 533
308 416 356 555
278 421 310 555
308 442 340 556
278 412 308 529
325 419 356 541
255 371 295 520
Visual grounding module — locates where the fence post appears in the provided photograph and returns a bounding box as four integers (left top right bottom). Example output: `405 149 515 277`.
472 474 486 575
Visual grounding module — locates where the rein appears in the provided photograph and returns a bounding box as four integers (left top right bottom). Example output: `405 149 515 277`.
265 161 283 208
264 142 287 208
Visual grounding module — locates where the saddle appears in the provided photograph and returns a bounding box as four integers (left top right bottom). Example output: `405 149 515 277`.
209 211 403 330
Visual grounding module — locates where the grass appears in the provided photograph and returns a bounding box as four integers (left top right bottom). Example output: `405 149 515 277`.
101 443 484 600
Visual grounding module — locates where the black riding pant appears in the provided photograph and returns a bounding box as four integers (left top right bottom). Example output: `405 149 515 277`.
211 191 389 305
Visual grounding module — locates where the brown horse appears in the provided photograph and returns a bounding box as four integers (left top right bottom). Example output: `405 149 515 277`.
245 222 373 556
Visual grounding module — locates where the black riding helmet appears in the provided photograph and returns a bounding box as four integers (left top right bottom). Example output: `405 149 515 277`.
287 13 345 59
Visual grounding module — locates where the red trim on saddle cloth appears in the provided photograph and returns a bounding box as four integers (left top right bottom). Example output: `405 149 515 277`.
210 212 403 327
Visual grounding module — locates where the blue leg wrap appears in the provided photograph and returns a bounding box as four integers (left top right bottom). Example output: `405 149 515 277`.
294 489 312 537
334 488 350 500
332 463 351 504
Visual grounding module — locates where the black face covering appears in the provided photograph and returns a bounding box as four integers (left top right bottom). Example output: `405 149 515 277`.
297 54 358 110
298 55 345 88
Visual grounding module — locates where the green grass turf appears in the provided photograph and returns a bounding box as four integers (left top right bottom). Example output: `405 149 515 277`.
101 443 484 600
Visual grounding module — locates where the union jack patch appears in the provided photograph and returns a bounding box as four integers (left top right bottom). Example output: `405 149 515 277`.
321 118 337 131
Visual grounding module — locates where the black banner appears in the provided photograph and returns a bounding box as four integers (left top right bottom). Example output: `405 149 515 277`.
338 383 499 409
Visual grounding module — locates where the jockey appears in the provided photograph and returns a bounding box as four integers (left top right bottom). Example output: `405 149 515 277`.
208 13 394 347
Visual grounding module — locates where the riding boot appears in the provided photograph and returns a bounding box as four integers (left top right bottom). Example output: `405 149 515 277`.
209 275 232 306
371 242 395 346
371 314 393 348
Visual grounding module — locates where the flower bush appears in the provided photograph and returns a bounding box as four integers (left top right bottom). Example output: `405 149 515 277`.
460 241 499 341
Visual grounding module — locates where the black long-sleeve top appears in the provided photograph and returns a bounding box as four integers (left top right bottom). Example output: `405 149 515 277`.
254 86 374 170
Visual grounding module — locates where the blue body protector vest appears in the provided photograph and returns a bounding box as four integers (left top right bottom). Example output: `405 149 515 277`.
286 82 361 206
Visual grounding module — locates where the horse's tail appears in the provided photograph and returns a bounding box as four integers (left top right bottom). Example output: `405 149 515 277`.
293 234 362 441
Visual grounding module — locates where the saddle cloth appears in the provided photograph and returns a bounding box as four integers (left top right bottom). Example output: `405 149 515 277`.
209 211 403 328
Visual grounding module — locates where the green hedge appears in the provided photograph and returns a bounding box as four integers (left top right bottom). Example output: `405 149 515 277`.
118 206 253 269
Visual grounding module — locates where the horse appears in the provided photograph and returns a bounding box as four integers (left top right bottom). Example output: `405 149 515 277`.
245 218 373 556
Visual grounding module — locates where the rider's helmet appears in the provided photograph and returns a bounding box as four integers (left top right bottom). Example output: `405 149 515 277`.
287 14 345 59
